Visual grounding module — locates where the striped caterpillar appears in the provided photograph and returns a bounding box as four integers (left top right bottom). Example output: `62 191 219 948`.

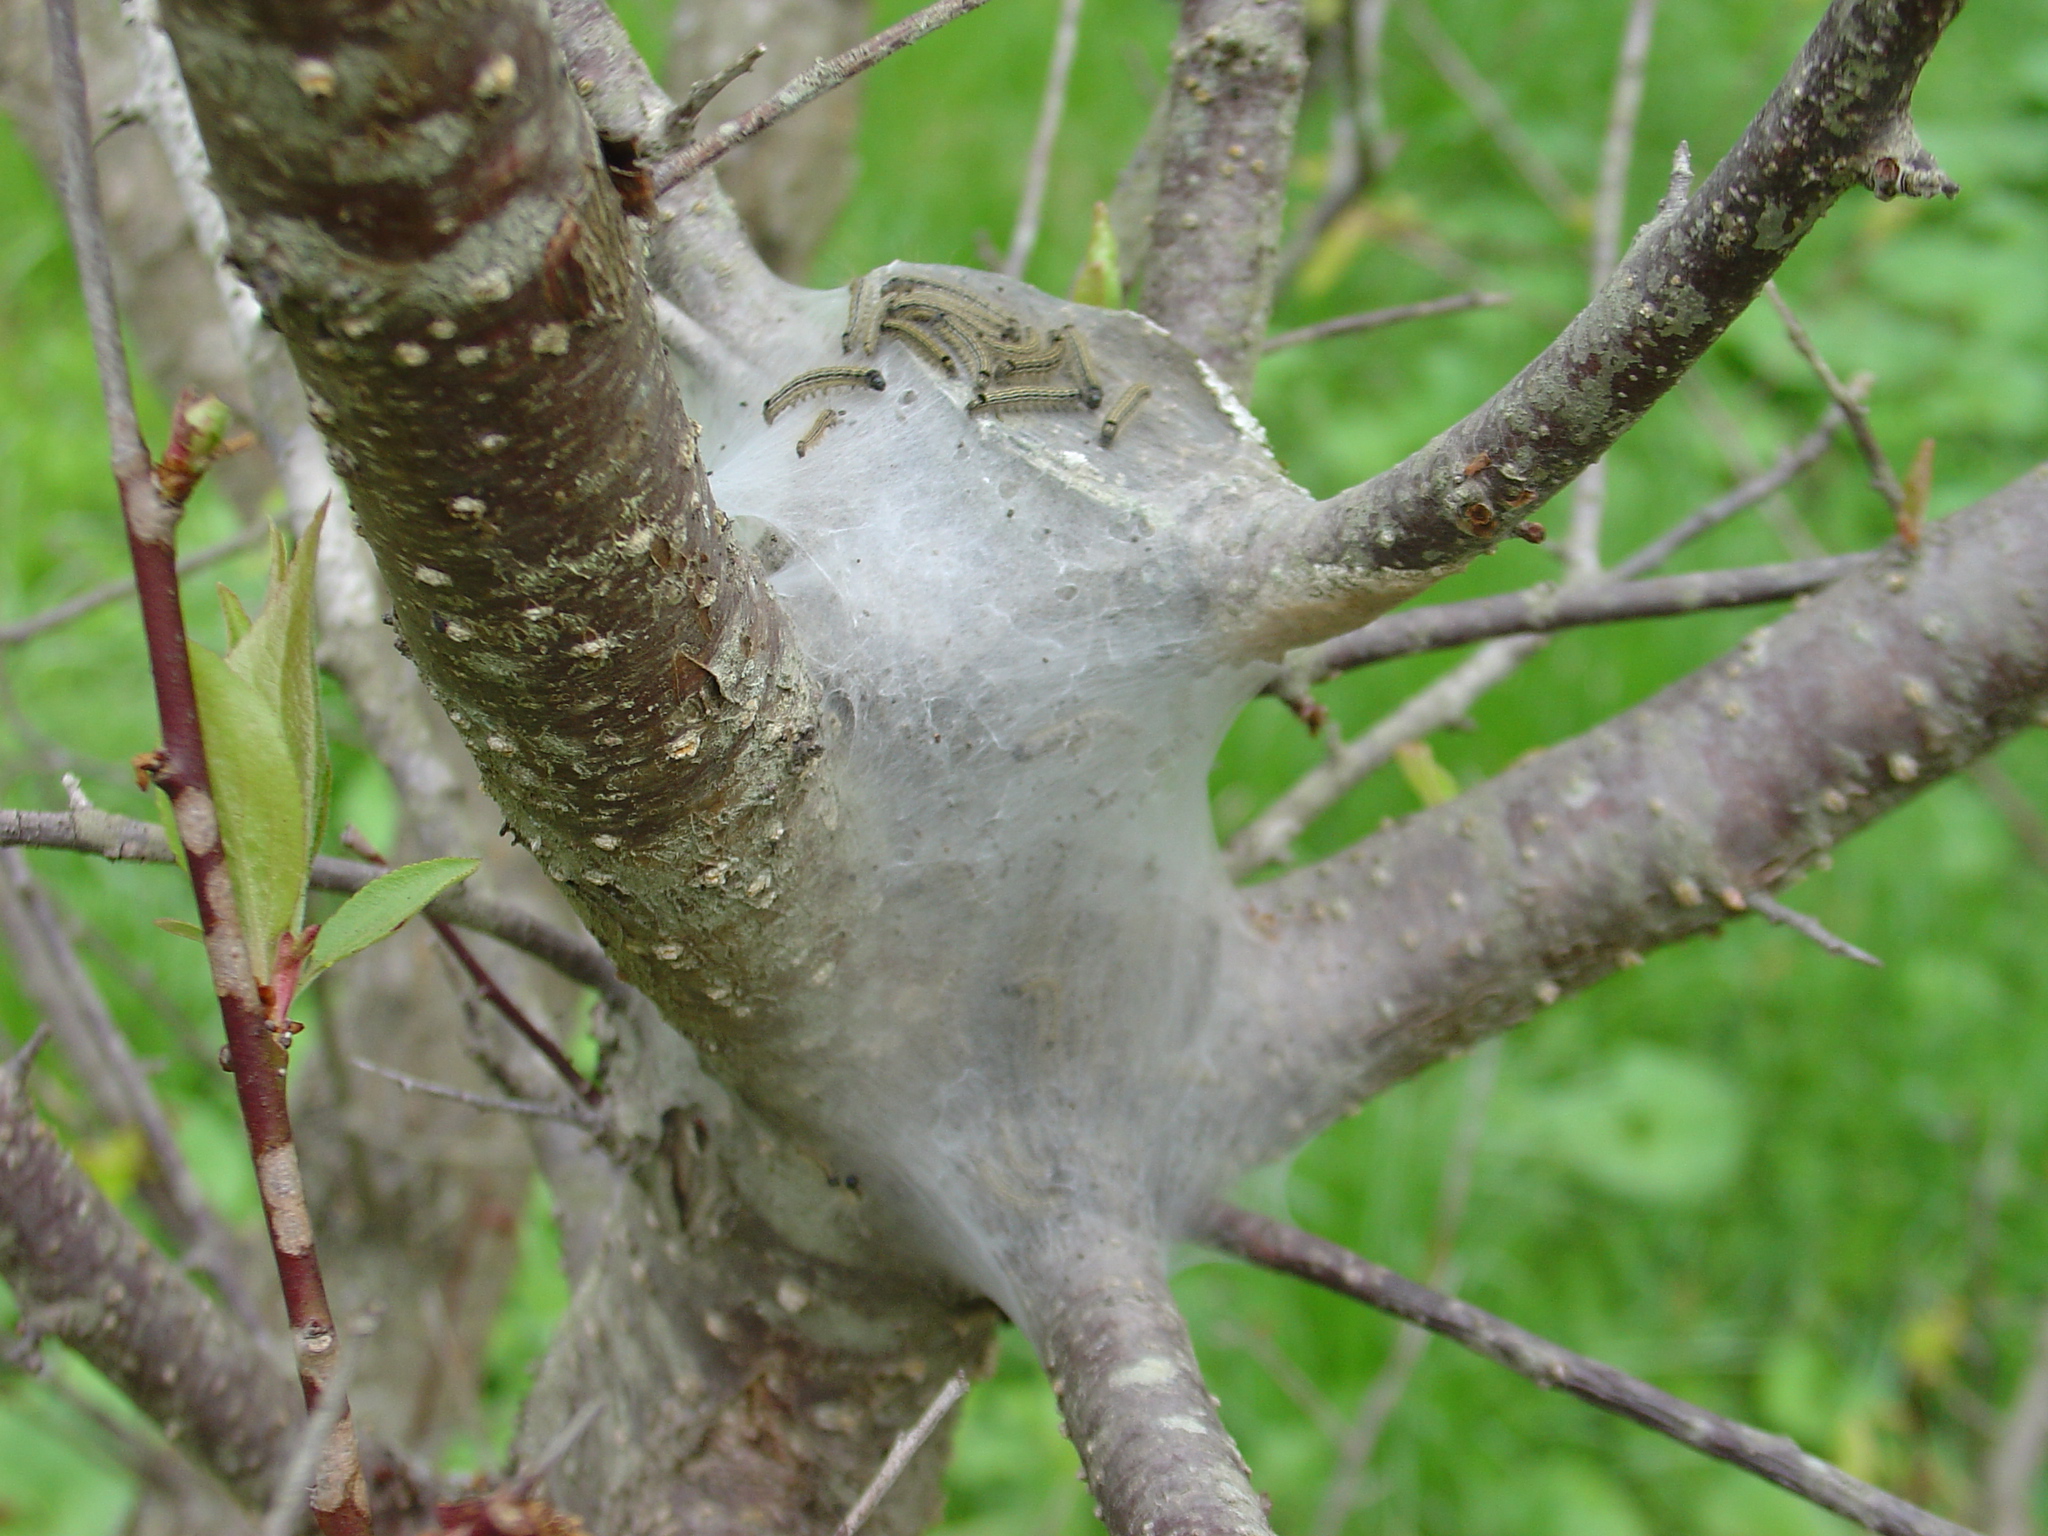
764 366 886 424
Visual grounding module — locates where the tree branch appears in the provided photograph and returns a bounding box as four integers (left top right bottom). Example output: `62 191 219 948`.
0 806 625 1002
652 0 994 196
1022 1225 1272 1536
1200 1204 1982 1536
1292 552 1868 675
1234 0 1960 653
1214 467 2048 1170
0 1042 300 1510
1134 0 1309 395
158 0 819 1052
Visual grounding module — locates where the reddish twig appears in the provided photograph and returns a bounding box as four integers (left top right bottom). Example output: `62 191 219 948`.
1200 1203 1981 1536
340 829 600 1106
653 0 996 196
43 1 367 1528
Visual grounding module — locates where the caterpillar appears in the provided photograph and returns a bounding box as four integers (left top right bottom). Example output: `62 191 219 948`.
1098 383 1152 447
968 384 1093 415
1063 327 1104 409
878 317 958 375
764 366 886 424
842 274 883 356
796 408 844 457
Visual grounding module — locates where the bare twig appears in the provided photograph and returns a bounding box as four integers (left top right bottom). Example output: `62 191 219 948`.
341 828 601 1105
1231 635 1540 875
1134 0 1310 392
833 1370 972 1536
1003 0 1086 278
1743 890 1882 967
1565 0 1660 578
1259 0 1958 646
351 1059 599 1130
511 1400 605 1495
1201 1204 1983 1536
1398 0 1580 225
1234 406 1852 871
45 2 365 1521
675 45 768 129
1275 0 1395 287
653 0 996 195
1767 282 1906 518
1985 1298 2048 1536
1262 290 1509 352
1294 553 1867 676
0 807 625 1003
0 527 266 647
1618 403 1850 576
1588 0 1659 287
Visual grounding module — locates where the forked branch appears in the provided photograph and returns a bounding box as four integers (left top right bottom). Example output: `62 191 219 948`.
1236 0 1961 651
1217 468 2048 1169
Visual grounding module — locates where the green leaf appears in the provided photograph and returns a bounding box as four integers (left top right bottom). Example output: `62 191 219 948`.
225 503 328 902
1393 738 1460 807
150 784 189 876
217 583 252 651
1069 201 1122 308
303 857 480 984
152 916 204 941
188 643 308 980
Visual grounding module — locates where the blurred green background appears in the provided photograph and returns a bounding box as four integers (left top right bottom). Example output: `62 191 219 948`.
3 0 2046 1531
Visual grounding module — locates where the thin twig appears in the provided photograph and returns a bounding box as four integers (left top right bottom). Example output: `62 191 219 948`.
0 807 625 1004
45 2 365 1517
1744 890 1882 967
1767 282 1905 517
351 1060 599 1129
428 915 603 1104
341 827 601 1105
1201 1203 1983 1536
0 527 267 647
1565 0 1659 579
1234 405 1850 871
833 1370 972 1536
1295 553 1867 675
1616 402 1851 577
1276 0 1396 288
1398 0 1580 226
653 0 996 195
675 44 768 128
511 1400 605 1496
1002 0 1085 278
1262 290 1509 352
